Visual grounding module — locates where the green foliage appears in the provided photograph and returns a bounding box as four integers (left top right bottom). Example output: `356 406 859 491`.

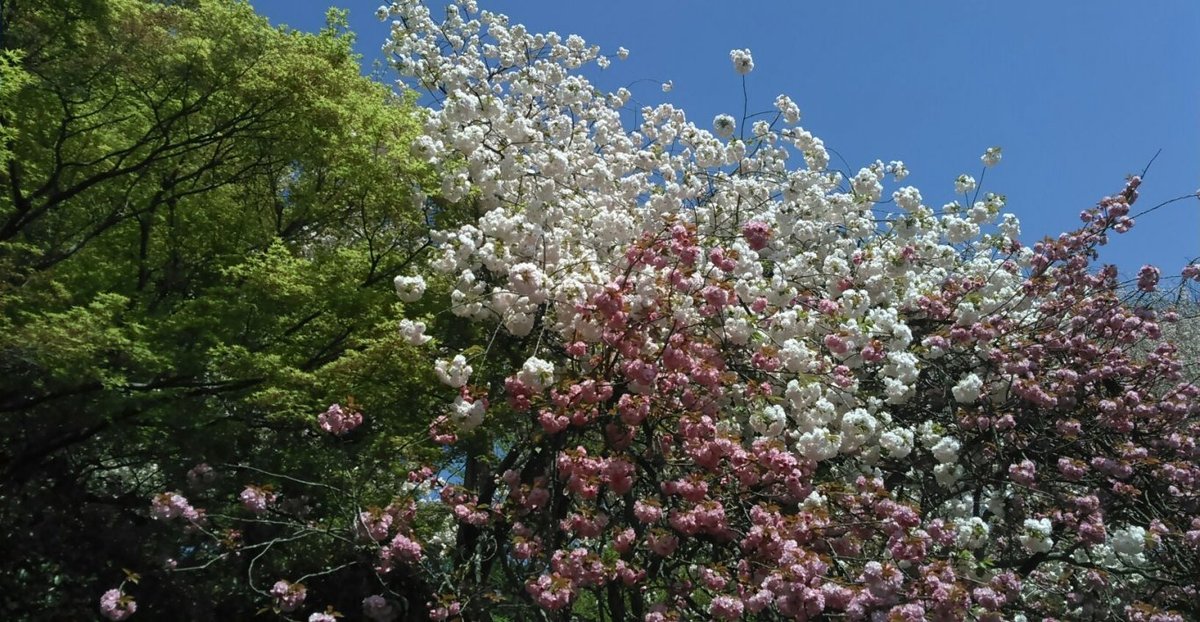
0 0 445 617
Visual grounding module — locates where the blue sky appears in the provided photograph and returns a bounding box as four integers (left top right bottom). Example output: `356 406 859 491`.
252 1 1199 280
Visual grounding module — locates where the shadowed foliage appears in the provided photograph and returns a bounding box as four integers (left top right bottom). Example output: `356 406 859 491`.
0 0 445 617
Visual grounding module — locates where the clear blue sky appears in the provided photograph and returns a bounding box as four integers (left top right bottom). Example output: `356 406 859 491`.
252 0 1200 279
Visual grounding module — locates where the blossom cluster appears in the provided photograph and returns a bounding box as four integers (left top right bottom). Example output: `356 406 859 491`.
99 588 136 621
367 1 1199 618
363 595 399 622
141 1 1199 620
269 579 306 613
239 485 276 514
149 492 203 523
317 403 363 435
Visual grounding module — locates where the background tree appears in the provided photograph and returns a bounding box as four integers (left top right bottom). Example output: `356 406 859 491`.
1160 281 1200 381
0 0 447 617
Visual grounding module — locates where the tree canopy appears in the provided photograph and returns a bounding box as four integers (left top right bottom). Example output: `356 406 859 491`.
4 1 1200 621
0 0 441 617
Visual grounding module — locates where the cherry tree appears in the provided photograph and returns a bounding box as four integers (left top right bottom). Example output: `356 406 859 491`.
127 1 1200 620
